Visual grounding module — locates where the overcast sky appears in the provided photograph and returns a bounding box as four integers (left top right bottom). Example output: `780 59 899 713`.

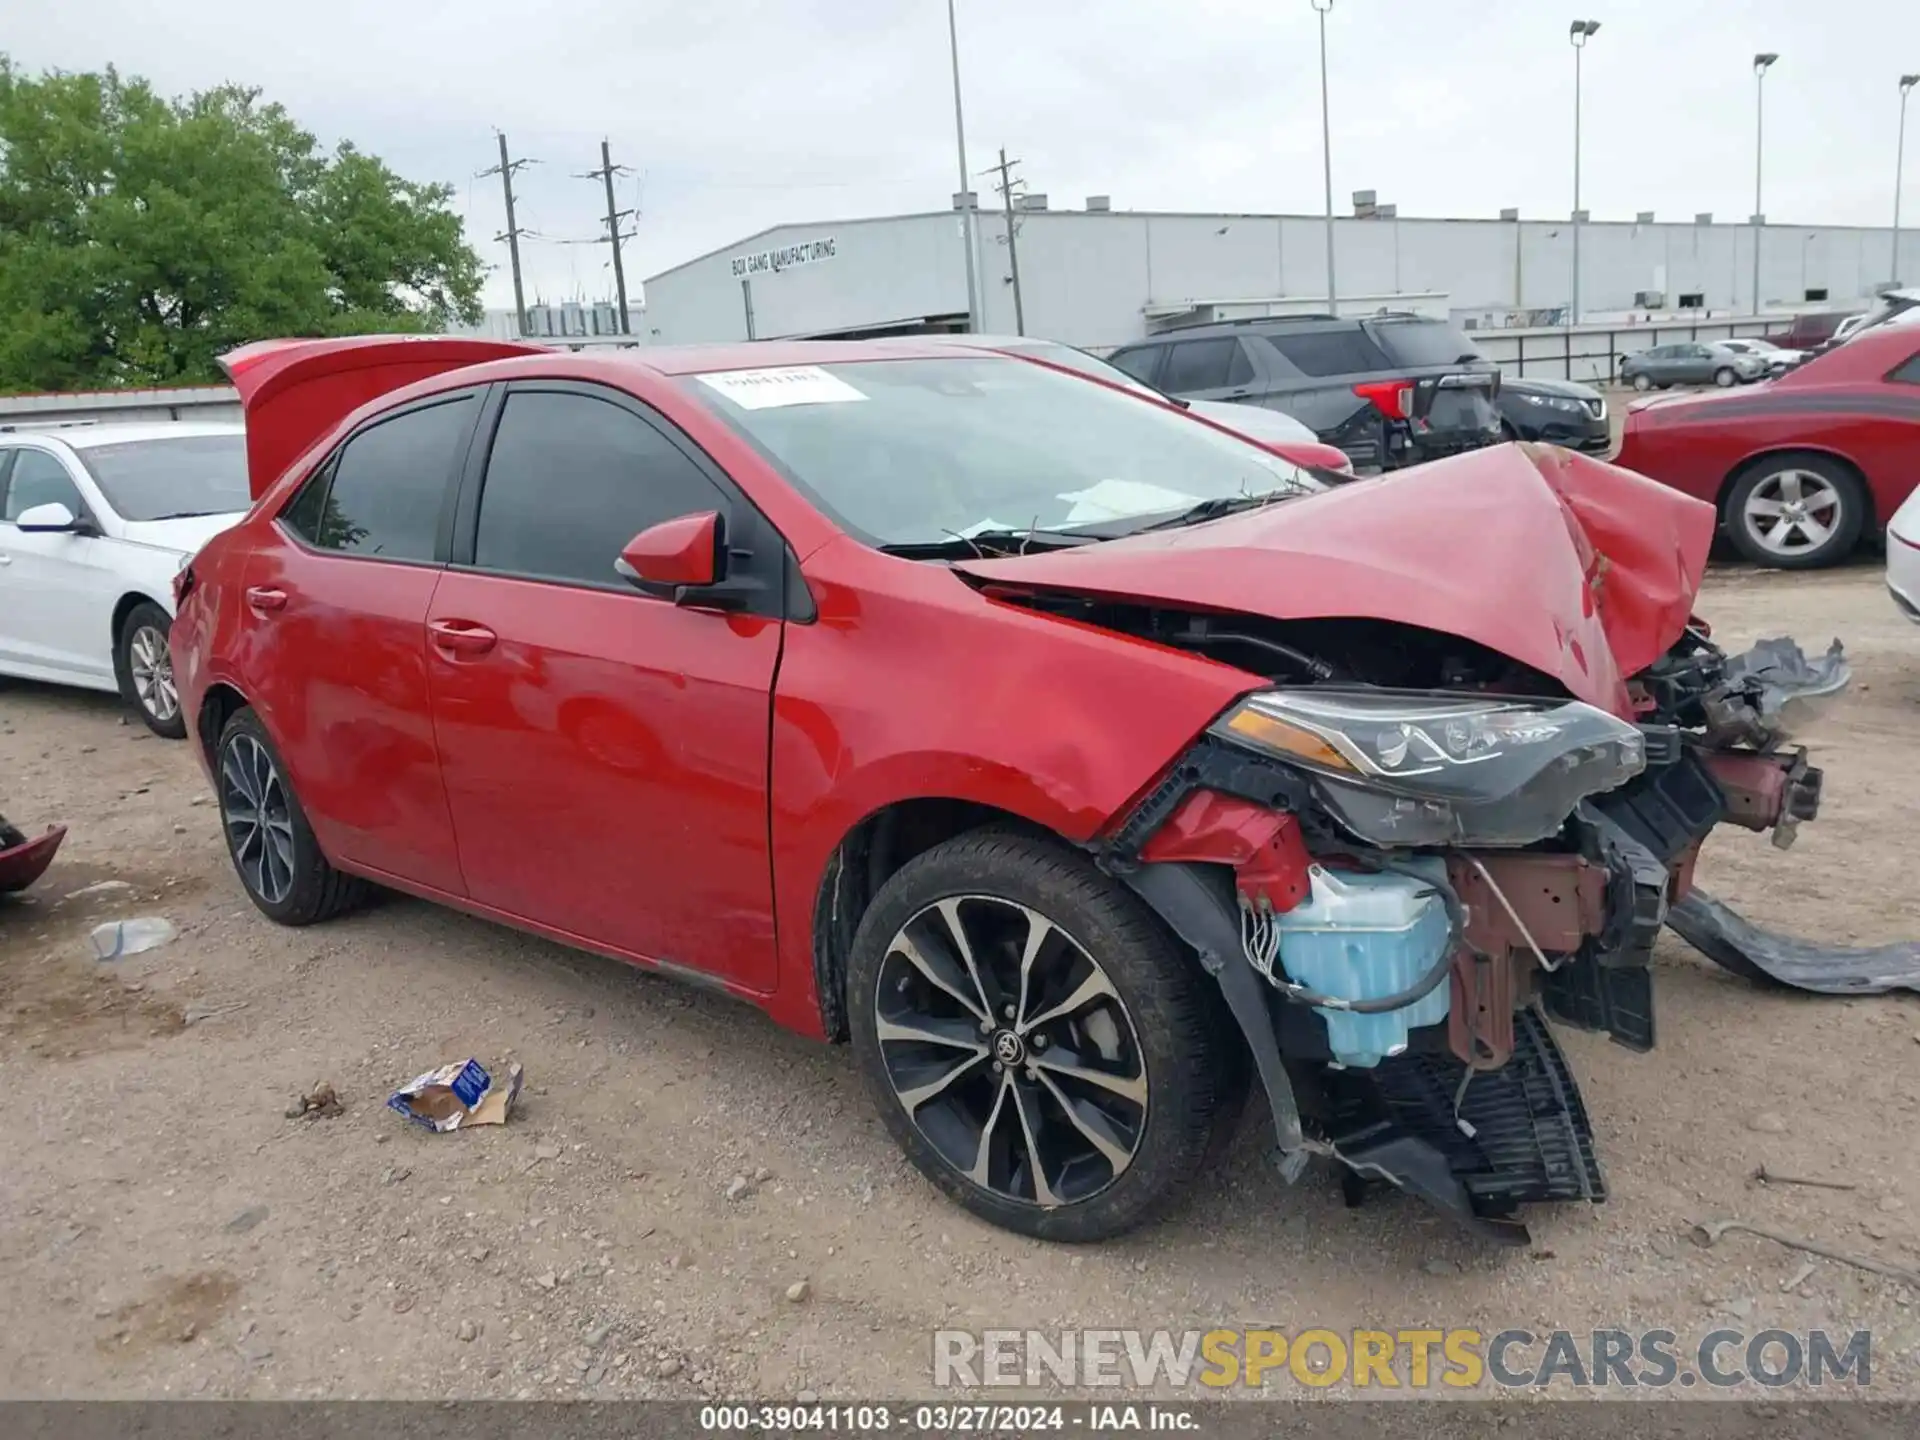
10 0 1916 310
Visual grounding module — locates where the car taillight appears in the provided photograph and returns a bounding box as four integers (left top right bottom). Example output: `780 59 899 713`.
173 562 196 609
1352 380 1414 421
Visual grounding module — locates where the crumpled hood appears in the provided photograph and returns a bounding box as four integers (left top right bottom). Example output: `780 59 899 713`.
955 443 1717 716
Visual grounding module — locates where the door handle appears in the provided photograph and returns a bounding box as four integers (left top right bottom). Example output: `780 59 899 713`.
427 619 498 657
245 586 287 614
0 554 11 566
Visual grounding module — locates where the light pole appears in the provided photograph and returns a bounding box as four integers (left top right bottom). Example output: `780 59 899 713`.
1310 0 1336 312
1752 52 1778 315
1569 21 1600 324
946 0 982 333
1897 74 1919 286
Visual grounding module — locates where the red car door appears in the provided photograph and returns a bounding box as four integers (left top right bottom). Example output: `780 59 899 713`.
237 391 480 896
422 382 785 990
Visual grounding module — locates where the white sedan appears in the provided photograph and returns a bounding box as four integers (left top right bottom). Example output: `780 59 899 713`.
1890 485 1920 624
0 422 250 736
1720 337 1809 377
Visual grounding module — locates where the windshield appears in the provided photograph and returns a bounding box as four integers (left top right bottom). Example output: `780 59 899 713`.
686 357 1319 547
1368 319 1487 369
1854 292 1920 333
76 434 249 521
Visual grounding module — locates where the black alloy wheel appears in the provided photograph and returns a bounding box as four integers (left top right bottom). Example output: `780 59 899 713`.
216 707 370 925
848 830 1232 1242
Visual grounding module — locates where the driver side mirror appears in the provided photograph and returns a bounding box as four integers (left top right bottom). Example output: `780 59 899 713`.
14 502 95 535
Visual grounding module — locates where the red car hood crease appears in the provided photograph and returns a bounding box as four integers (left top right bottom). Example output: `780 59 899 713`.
955 444 1716 716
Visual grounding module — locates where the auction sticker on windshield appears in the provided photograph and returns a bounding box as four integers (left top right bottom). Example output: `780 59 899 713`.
695 366 868 410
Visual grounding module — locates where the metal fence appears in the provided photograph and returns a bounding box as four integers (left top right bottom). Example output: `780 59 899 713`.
1469 318 1791 384
0 385 242 429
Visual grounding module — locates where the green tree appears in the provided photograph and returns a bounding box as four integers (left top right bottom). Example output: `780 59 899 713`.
0 58 485 392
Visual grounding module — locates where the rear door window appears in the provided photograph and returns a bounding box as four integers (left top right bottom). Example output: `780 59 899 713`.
470 388 729 589
1888 350 1920 385
1257 328 1390 377
292 396 476 562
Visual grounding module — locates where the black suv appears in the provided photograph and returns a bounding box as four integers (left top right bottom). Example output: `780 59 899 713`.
1107 315 1502 472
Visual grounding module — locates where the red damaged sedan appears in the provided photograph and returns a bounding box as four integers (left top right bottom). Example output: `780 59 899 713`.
1614 323 1920 568
174 335 1869 1246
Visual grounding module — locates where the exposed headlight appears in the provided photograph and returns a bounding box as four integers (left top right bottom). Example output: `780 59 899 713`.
1211 689 1647 846
1517 393 1586 413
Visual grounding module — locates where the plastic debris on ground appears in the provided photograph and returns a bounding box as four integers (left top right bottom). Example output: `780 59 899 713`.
388 1058 525 1133
1670 890 1920 995
88 917 179 961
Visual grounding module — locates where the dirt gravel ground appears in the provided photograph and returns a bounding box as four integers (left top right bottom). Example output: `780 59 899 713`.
1 561 1916 1403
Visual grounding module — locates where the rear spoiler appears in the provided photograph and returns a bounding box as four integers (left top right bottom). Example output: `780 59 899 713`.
218 335 545 499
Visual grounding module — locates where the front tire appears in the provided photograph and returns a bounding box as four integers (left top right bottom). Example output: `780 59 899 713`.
1724 455 1867 569
216 707 370 924
847 830 1228 1242
1630 373 1652 392
1713 366 1737 388
113 602 186 739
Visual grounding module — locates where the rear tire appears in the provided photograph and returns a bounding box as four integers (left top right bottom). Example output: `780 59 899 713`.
216 707 370 925
847 830 1228 1242
113 602 186 739
1724 454 1867 569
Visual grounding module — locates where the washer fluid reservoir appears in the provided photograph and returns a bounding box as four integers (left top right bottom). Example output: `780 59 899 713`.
1273 863 1452 1068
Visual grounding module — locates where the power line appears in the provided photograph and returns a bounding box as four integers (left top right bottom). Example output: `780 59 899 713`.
479 132 538 336
579 140 636 333
985 148 1027 336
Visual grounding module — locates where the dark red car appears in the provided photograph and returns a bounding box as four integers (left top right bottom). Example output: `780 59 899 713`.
175 335 1847 1247
1614 324 1920 568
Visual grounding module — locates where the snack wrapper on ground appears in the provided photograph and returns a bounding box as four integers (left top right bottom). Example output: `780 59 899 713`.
387 1058 524 1132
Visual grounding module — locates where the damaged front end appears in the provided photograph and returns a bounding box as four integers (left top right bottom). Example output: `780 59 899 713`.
1097 627 1863 1245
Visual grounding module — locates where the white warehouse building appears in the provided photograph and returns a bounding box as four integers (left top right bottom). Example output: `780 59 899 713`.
641 200 1916 353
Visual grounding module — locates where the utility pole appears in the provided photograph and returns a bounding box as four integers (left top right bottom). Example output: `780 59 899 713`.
481 132 534 338
989 148 1026 335
945 0 982 332
1896 75 1918 286
1568 21 1600 325
1309 0 1337 312
581 139 635 333
1752 52 1779 316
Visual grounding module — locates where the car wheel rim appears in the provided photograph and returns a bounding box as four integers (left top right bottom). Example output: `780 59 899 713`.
129 625 178 723
221 733 296 904
874 895 1147 1207
1745 470 1843 555
1632 375 1650 391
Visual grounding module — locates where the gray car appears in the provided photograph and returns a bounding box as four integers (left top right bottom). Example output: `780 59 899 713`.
1621 342 1768 391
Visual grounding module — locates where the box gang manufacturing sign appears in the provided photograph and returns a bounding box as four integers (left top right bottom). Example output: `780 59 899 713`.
731 236 837 279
